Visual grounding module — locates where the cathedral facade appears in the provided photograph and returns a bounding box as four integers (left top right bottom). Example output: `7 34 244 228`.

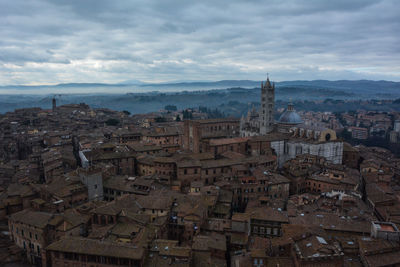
240 77 343 167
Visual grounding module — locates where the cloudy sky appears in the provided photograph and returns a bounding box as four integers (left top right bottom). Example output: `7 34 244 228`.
0 0 399 85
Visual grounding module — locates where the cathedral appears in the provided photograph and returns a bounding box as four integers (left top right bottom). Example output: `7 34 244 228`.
240 77 343 167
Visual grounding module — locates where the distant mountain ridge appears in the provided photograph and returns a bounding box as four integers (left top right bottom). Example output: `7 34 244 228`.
0 79 399 114
2 79 399 90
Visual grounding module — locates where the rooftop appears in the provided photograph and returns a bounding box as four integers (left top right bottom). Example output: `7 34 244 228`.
46 237 144 260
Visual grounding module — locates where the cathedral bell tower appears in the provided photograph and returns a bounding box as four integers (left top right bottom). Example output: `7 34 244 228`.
259 76 275 134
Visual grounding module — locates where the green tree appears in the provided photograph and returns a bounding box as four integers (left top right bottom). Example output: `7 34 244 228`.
183 109 193 119
105 118 120 126
339 128 352 140
165 105 177 111
155 117 167 122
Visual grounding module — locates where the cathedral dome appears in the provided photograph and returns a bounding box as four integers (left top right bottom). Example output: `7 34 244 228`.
278 103 303 125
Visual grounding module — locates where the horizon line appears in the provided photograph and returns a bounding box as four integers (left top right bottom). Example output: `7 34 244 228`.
1 78 399 88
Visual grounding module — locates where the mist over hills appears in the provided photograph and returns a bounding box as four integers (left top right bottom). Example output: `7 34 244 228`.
0 79 399 114
2 79 399 94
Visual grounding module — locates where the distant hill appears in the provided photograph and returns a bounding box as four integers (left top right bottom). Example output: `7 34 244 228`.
0 79 399 114
2 79 399 94
139 80 261 88
276 80 400 95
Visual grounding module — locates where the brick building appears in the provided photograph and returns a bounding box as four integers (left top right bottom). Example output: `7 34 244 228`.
183 118 240 153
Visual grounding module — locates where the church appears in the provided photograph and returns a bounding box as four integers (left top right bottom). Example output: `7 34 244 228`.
240 77 343 167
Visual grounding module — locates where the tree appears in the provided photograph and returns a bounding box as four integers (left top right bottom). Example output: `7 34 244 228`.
183 110 193 119
165 105 177 111
176 114 181 121
199 106 208 113
155 117 167 122
339 128 352 140
122 110 131 115
105 118 120 126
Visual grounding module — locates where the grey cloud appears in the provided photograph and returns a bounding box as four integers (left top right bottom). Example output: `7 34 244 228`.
0 0 399 85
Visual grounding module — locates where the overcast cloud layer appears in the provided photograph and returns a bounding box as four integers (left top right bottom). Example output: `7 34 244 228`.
0 0 399 85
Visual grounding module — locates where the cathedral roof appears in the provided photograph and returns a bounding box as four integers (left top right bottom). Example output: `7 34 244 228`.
278 103 303 125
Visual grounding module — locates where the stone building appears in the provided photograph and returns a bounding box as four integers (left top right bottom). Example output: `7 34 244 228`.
9 209 88 265
76 167 104 201
247 206 289 237
80 143 135 175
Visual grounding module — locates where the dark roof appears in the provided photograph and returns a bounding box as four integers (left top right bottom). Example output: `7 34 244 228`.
9 210 57 229
46 237 144 260
188 118 239 124
247 207 289 223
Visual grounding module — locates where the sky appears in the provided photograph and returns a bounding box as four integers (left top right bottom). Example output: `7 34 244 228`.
0 0 399 85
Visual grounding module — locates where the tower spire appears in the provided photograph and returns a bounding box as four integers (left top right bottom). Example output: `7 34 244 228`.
265 74 271 87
